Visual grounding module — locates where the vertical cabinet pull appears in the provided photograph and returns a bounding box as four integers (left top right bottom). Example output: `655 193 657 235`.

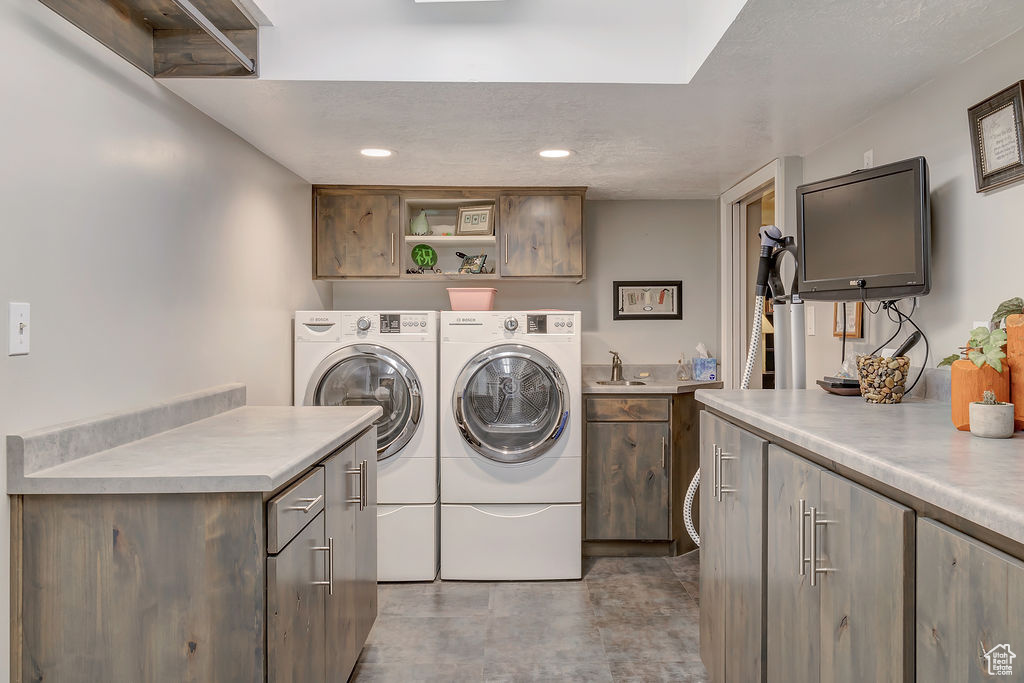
312 536 334 595
712 444 720 501
661 436 667 469
798 498 811 577
718 451 737 500
504 233 509 264
346 464 362 507
390 233 396 265
808 506 837 587
360 459 368 510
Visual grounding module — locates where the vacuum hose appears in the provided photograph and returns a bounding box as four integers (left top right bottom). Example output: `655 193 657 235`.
683 226 778 547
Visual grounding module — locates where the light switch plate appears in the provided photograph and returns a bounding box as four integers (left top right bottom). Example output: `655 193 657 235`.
807 306 816 336
863 149 874 168
9 302 30 356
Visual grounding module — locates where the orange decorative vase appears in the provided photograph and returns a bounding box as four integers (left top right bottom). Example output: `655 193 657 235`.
1007 314 1024 430
950 359 1011 431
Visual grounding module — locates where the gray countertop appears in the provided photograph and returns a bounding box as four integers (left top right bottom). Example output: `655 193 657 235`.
584 379 724 394
695 388 1024 546
7 385 381 495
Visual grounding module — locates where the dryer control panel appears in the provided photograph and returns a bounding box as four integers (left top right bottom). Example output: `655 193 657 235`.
341 312 432 336
527 313 575 334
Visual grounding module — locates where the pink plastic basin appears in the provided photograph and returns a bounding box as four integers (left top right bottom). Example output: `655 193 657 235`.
447 288 497 311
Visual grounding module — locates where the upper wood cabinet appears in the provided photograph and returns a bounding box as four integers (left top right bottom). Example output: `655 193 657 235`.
314 189 401 278
312 186 585 281
499 193 584 278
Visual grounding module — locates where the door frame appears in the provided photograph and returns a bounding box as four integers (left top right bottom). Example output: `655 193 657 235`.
719 157 802 389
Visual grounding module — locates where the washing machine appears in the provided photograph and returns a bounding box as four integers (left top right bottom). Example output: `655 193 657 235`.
295 310 438 582
439 310 582 580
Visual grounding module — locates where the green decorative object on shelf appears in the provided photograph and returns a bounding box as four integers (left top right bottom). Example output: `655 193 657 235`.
410 210 429 236
411 243 438 268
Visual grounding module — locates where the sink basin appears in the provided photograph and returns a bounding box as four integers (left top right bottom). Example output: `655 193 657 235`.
594 380 646 386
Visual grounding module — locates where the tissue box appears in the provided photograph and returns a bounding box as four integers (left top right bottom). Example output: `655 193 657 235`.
693 357 718 382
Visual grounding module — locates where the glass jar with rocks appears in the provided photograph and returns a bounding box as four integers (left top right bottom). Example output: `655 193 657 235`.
857 355 911 404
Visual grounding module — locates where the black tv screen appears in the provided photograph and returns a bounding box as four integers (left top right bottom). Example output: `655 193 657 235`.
797 157 930 301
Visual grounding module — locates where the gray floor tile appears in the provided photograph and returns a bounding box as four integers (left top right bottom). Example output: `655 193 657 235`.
484 613 607 665
663 550 700 583
379 581 493 617
350 660 485 682
583 557 678 582
586 575 695 617
361 615 488 664
484 658 614 682
608 660 710 682
597 611 702 663
489 581 593 617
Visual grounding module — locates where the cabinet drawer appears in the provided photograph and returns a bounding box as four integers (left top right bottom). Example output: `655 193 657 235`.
586 397 669 422
267 468 325 554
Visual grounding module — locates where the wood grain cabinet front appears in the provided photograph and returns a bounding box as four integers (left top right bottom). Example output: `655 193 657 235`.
314 189 401 278
499 193 584 278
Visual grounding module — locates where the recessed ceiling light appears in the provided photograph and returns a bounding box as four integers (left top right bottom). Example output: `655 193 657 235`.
360 148 393 158
539 149 572 159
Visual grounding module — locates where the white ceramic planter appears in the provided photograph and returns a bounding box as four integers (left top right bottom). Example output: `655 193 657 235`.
969 401 1016 439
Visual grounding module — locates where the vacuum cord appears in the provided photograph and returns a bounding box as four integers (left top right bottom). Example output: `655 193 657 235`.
683 296 764 547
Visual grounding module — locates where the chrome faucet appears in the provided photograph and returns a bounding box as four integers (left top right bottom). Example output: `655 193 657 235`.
609 351 623 382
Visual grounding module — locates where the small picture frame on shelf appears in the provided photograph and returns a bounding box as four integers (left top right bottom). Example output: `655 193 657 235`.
456 205 494 235
833 302 863 338
968 81 1024 192
458 253 487 274
613 281 682 320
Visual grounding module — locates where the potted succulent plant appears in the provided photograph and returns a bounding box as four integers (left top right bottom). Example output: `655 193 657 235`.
969 390 1015 439
939 326 1010 431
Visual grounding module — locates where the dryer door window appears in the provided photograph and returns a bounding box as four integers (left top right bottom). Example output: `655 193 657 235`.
453 345 569 464
309 345 422 460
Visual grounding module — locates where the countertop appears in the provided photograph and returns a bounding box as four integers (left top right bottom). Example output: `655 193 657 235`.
7 385 381 495
584 379 724 394
696 388 1024 546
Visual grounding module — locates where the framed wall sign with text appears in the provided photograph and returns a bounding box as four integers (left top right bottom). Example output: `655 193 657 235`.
613 281 683 320
968 81 1024 192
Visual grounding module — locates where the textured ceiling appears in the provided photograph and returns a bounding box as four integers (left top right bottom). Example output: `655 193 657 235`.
164 0 1024 198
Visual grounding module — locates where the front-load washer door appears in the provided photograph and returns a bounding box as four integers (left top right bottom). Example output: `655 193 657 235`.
306 345 422 461
453 344 569 464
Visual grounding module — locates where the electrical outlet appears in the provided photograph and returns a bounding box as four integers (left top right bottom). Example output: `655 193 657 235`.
8 302 30 356
807 306 816 336
863 149 874 168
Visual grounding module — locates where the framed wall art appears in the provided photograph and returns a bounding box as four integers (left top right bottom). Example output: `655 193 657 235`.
968 81 1024 192
455 204 494 235
613 281 682 320
833 301 863 338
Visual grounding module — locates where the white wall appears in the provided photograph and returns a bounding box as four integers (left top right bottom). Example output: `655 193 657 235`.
333 200 720 366
0 0 330 673
801 28 1024 383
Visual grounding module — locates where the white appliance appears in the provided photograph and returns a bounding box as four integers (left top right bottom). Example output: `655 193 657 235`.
295 310 439 581
439 310 582 580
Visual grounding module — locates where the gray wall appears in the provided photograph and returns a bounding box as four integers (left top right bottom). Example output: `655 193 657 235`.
333 200 721 365
801 28 1024 383
0 1 330 671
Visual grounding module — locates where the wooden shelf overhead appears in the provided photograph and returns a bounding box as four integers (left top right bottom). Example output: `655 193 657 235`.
38 0 258 78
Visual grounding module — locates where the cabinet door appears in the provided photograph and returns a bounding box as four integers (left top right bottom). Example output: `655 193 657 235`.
699 412 726 683
500 194 583 277
322 443 360 681
818 471 914 683
315 190 400 277
352 429 379 652
917 519 1024 683
585 421 670 540
719 419 767 682
267 513 327 683
767 445 823 683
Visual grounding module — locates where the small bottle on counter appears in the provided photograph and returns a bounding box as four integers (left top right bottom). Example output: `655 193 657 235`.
677 354 692 381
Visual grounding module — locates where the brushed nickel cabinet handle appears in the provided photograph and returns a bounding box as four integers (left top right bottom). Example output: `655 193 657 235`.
808 506 837 587
287 495 322 513
712 444 719 501
799 498 809 577
360 459 368 510
346 465 361 506
661 436 667 469
390 233 396 265
504 233 509 264
718 451 737 499
312 536 334 595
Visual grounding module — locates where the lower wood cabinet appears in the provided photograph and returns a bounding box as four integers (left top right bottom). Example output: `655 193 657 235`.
917 518 1024 682
699 411 768 682
766 444 914 683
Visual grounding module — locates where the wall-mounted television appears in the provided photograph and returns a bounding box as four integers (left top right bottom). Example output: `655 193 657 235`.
797 157 930 301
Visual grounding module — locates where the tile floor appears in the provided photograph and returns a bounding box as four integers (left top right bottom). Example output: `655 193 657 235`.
351 551 706 682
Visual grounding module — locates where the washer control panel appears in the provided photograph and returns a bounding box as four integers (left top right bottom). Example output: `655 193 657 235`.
527 313 575 334
379 313 430 334
340 312 431 335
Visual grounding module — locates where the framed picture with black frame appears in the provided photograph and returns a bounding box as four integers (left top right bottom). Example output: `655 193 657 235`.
968 81 1024 192
613 280 682 320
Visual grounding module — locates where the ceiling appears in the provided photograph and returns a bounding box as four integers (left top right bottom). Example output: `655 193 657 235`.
164 0 1024 199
